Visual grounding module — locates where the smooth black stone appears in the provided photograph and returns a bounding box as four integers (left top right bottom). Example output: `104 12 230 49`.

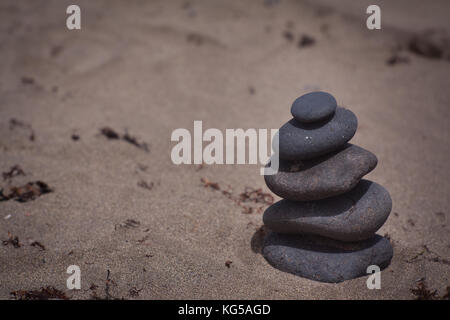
263 180 392 241
264 144 377 201
277 107 357 161
263 232 393 283
291 91 337 123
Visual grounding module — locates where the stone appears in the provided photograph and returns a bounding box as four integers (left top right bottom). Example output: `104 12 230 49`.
264 144 377 201
262 232 393 283
291 91 337 123
263 180 392 241
277 107 358 160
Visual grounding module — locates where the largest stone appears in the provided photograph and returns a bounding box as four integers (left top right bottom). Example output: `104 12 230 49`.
263 232 393 283
263 180 392 241
277 107 357 160
264 144 377 201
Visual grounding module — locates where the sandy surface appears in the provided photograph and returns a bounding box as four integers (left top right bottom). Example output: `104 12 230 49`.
0 0 449 299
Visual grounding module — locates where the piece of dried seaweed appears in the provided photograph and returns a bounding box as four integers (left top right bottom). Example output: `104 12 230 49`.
199 178 273 214
298 34 316 48
99 127 150 152
2 165 25 181
11 286 69 300
411 280 438 300
9 118 35 141
0 181 53 202
30 241 46 251
2 232 21 248
100 127 120 139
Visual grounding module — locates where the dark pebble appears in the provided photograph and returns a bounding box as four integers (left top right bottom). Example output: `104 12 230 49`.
277 107 357 160
291 91 336 123
263 180 392 241
263 232 393 283
264 144 377 201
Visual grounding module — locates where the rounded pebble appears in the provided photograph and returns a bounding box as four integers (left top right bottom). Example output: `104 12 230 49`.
263 180 392 241
277 107 358 161
265 144 377 201
263 232 393 283
291 91 337 123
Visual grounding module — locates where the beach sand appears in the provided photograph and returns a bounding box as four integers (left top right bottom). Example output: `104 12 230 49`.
0 0 449 299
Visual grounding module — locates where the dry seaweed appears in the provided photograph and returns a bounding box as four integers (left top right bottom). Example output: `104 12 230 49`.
90 270 122 300
115 219 141 230
411 280 438 300
0 181 53 202
100 127 149 152
123 131 150 152
30 241 46 251
239 187 274 205
3 232 21 248
128 287 143 298
200 177 220 190
2 165 25 181
136 234 150 244
100 127 120 139
9 118 35 141
137 180 154 190
298 34 315 48
11 286 69 300
238 187 274 214
199 178 273 214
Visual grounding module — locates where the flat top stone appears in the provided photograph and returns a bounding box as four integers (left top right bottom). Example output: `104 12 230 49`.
265 144 377 201
291 92 337 123
277 107 358 161
263 180 392 242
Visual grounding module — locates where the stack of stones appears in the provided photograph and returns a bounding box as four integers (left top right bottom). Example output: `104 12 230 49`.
262 91 393 283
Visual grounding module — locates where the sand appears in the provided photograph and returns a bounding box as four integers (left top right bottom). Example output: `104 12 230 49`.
0 0 449 299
